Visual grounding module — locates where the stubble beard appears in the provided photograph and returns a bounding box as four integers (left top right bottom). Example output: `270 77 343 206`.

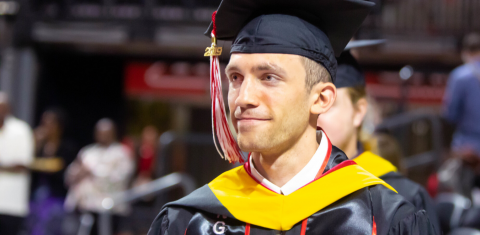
236 116 305 156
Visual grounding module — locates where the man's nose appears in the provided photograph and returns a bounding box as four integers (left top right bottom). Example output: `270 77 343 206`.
235 77 259 108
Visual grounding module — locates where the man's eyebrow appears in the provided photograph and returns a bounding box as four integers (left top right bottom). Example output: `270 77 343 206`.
225 64 240 74
225 62 287 75
252 62 286 75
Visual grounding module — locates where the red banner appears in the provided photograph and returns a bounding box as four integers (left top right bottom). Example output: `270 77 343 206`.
124 61 211 97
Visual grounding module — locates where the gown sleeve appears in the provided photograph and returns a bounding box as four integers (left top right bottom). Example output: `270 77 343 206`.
382 173 441 235
370 185 438 235
148 207 194 235
411 187 442 235
387 210 436 235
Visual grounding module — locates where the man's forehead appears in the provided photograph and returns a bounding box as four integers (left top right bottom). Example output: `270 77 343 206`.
229 53 303 61
226 53 303 71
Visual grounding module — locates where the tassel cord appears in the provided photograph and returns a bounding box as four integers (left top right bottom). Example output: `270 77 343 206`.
209 11 244 163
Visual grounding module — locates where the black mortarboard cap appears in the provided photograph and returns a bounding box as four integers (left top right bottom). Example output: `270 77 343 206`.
335 50 365 88
335 39 386 88
205 0 375 81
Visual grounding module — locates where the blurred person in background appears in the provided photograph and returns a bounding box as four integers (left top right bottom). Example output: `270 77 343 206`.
443 33 480 187
65 118 134 235
27 108 78 235
444 32 480 156
128 126 159 235
316 43 441 234
132 125 158 188
0 91 34 235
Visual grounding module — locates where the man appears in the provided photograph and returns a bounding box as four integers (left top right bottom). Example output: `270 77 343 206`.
148 1 435 234
65 118 134 235
444 32 480 165
441 32 480 200
0 92 34 235
316 41 441 235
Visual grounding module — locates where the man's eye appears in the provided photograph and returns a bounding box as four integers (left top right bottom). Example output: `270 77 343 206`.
264 75 275 81
229 74 241 81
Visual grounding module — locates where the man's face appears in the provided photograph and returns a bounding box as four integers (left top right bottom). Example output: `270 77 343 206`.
226 53 312 155
41 112 60 137
95 126 115 146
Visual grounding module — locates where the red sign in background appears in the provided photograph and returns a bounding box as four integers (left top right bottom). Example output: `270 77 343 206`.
124 61 212 97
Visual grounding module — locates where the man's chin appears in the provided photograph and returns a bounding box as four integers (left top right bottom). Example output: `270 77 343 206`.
238 144 258 153
237 135 268 153
237 137 258 153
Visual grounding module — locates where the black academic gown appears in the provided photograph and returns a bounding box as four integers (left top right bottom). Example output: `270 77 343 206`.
148 147 436 235
381 172 442 235
354 151 442 235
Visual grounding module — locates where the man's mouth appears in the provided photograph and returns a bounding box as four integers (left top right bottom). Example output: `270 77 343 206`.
236 118 270 127
237 118 269 121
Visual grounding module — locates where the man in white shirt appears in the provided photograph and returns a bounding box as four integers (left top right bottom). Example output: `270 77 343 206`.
0 92 34 235
65 118 134 235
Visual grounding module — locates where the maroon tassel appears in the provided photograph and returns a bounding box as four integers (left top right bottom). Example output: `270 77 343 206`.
209 11 244 163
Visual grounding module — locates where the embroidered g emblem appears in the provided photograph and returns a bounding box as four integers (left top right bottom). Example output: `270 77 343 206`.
213 221 226 234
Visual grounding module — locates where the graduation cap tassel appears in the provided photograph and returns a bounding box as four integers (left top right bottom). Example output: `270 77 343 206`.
206 11 244 163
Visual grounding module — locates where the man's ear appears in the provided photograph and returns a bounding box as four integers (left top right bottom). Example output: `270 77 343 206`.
310 82 336 115
353 97 368 128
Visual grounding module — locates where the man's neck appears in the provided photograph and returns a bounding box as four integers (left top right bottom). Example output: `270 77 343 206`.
98 142 114 148
252 128 319 188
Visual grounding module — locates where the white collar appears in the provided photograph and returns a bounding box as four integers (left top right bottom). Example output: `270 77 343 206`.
248 130 330 195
